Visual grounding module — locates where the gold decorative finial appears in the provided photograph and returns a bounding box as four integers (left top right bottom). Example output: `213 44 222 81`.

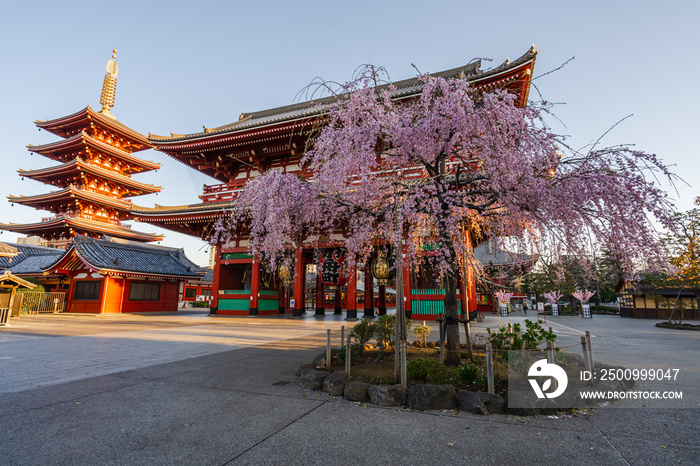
99 49 119 118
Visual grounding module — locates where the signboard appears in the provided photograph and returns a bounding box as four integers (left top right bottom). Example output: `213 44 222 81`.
537 302 546 322
551 303 559 316
582 304 592 319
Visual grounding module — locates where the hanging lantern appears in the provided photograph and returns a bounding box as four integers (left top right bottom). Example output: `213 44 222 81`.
318 248 346 289
371 250 394 286
278 262 293 287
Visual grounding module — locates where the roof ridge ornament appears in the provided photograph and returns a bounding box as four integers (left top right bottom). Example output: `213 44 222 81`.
99 50 119 119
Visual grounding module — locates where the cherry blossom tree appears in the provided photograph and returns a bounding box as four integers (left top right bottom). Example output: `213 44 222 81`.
214 65 677 365
572 289 596 304
544 290 563 304
494 290 514 304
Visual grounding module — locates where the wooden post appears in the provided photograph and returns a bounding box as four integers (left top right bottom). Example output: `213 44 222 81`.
486 342 494 395
581 336 591 372
400 340 407 388
547 340 557 391
345 334 351 375
585 331 595 371
547 340 555 364
340 325 345 349
326 329 331 370
463 319 474 359
439 316 446 363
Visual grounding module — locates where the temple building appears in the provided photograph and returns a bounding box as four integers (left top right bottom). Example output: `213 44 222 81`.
135 47 538 320
42 236 202 313
0 50 162 247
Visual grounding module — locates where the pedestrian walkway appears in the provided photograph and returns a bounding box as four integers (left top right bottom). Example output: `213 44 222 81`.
0 314 350 395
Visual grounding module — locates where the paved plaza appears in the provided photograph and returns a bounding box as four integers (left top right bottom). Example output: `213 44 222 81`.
0 311 698 465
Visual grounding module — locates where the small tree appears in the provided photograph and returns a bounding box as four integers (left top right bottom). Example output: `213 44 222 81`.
543 290 562 304
662 198 700 324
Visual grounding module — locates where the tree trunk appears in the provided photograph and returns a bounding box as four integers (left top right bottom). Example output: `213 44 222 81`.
668 288 683 325
443 272 462 366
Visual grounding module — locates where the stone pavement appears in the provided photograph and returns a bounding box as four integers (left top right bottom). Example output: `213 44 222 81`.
0 311 698 465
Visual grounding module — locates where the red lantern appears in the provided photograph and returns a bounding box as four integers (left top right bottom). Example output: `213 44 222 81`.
318 248 347 289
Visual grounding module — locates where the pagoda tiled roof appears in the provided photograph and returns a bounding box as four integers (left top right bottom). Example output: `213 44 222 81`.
43 236 202 278
18 158 161 196
0 216 163 243
149 47 537 145
27 132 160 173
9 187 133 212
35 106 151 150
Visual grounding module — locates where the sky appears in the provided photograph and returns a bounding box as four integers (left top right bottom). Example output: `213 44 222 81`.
0 0 697 266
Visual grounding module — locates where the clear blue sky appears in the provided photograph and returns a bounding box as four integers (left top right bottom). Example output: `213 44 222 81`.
1 0 697 266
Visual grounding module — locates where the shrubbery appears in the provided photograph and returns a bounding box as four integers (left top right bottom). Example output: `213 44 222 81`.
406 357 460 385
349 315 412 348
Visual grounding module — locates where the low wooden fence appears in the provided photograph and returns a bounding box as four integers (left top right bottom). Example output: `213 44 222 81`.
16 292 67 314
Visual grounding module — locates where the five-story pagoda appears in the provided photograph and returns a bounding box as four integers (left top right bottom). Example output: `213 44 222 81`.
1 51 163 247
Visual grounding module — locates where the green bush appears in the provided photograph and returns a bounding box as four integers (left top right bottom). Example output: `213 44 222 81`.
458 362 480 383
374 314 411 347
413 323 431 346
337 344 364 363
406 358 459 385
486 319 556 352
23 277 45 293
350 320 376 346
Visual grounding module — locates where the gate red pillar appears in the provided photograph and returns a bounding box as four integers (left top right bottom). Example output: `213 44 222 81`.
346 259 358 320
292 247 304 317
250 258 261 316
364 261 374 318
315 273 325 316
378 285 387 316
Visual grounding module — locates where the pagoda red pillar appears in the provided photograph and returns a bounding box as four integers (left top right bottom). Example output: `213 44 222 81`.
250 258 261 316
315 273 325 316
346 259 357 320
364 261 374 318
292 247 304 317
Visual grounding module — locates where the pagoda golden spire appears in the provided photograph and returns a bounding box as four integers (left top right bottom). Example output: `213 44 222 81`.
99 49 119 118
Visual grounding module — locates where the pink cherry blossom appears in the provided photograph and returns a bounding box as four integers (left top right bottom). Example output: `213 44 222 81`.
212 65 677 365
